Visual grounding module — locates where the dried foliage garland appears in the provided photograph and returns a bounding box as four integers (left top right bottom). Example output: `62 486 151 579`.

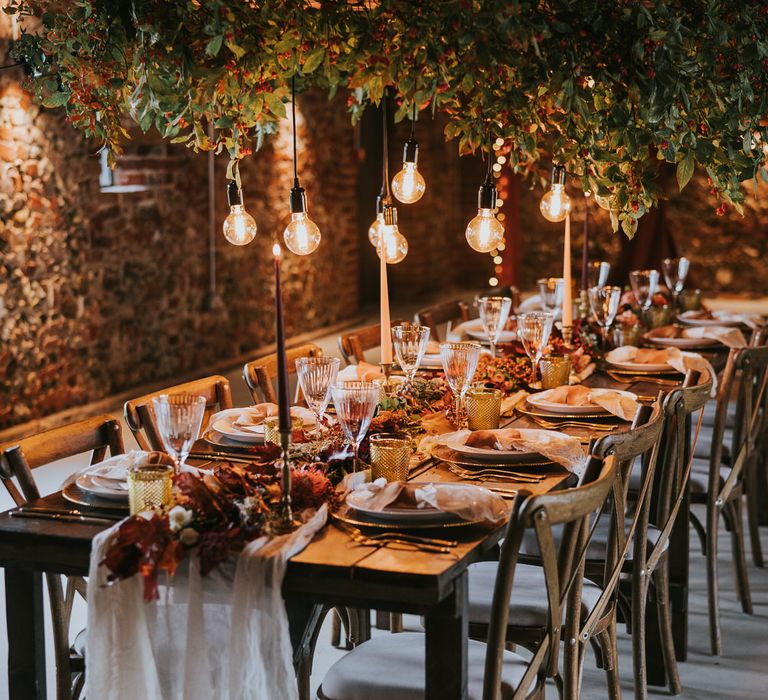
6 0 768 234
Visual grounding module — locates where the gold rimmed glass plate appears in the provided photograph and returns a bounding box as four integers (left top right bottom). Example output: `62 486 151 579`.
432 444 554 470
516 402 626 422
331 505 484 531
62 482 129 512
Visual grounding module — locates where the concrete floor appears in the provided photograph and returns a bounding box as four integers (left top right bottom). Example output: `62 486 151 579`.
1 293 767 698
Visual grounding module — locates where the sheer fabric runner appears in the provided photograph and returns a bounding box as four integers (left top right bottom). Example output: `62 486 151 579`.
85 505 327 700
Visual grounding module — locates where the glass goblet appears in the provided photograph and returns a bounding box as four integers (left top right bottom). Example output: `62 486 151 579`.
330 381 380 472
537 277 565 314
151 394 206 472
517 311 554 387
477 296 512 357
661 257 690 312
391 324 431 386
588 285 622 366
439 342 482 428
629 269 660 312
296 356 340 425
587 261 611 288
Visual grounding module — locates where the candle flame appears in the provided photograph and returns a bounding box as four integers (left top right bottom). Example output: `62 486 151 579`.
272 243 281 257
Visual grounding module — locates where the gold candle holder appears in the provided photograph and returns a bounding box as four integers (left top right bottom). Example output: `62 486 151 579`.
540 355 572 390
127 464 173 515
465 387 502 431
369 432 411 482
264 416 303 445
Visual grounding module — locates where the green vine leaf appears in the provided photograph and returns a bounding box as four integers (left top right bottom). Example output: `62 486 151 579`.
676 152 694 191
302 48 325 74
42 91 69 109
206 35 223 57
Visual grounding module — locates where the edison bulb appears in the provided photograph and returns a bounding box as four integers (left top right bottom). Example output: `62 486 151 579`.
377 225 408 264
223 204 257 245
283 212 321 255
392 162 426 203
539 185 572 222
465 208 505 253
368 212 385 247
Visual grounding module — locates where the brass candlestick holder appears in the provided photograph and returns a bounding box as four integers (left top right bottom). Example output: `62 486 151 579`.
271 428 297 534
561 324 574 348
380 362 393 395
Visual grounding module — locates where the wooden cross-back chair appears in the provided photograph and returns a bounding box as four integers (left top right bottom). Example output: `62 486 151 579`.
689 346 768 655
124 375 233 451
338 321 404 365
414 299 470 343
0 414 124 700
316 454 618 700
243 343 323 404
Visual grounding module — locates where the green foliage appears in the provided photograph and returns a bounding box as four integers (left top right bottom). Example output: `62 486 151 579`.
8 0 768 229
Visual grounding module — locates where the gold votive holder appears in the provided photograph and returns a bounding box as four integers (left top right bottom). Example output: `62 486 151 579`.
369 432 411 482
648 305 673 328
264 417 303 445
540 356 572 390
465 387 502 430
127 464 173 515
680 289 702 311
612 325 642 348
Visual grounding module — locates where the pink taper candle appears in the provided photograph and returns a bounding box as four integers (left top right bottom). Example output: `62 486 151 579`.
379 239 393 363
562 214 573 327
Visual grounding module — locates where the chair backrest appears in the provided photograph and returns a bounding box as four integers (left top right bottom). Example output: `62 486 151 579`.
0 414 124 506
482 454 618 699
338 321 403 365
124 375 233 450
415 299 470 342
242 343 323 404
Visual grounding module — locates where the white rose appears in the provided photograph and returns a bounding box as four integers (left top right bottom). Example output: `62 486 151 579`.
168 505 194 532
179 527 200 547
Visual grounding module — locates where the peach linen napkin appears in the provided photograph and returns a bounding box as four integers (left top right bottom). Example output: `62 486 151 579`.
347 478 509 527
337 361 385 382
606 345 717 395
423 428 586 475
231 404 316 433
543 385 639 421
682 325 746 348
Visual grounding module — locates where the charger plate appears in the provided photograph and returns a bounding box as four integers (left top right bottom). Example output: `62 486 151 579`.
606 366 680 376
516 402 625 421
432 444 553 469
332 504 483 531
62 482 129 512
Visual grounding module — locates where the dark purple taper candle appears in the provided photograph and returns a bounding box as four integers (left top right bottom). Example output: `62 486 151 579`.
580 201 589 291
273 243 291 432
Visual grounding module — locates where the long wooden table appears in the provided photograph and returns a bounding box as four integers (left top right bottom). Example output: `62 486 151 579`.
0 371 690 699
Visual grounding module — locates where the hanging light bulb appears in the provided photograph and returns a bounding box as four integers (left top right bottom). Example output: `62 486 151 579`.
282 75 321 255
377 203 408 264
392 106 426 204
223 181 257 245
368 194 385 247
539 165 572 222
465 136 505 253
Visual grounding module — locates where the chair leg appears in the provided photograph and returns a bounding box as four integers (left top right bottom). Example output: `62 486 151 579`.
729 499 753 614
689 512 707 554
330 610 341 648
653 562 681 695
390 612 404 633
706 504 722 656
374 610 390 630
745 464 765 568
632 568 648 700
597 622 622 700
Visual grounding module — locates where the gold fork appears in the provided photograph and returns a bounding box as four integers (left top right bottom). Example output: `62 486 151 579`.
606 371 678 386
338 525 453 553
529 416 616 431
446 463 545 483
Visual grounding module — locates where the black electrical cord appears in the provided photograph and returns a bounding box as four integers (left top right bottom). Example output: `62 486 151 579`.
291 74 298 187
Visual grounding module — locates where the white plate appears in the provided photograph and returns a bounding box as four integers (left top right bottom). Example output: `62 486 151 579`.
211 407 266 444
527 388 637 415
607 359 672 372
448 436 546 463
346 483 464 524
677 312 746 328
643 332 718 349
466 328 519 343
76 472 128 501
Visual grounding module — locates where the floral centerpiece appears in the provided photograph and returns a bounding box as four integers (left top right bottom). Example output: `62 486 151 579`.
474 354 534 394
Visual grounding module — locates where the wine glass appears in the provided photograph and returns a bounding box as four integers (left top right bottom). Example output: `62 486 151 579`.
588 285 622 365
587 261 611 288
537 278 564 314
661 257 690 311
330 381 380 471
296 356 340 425
517 312 554 386
151 394 206 472
477 296 512 357
629 269 660 312
439 342 482 428
391 324 431 386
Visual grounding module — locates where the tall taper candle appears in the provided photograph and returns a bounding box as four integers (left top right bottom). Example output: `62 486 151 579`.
273 243 292 432
379 237 393 363
562 214 573 328
580 200 589 291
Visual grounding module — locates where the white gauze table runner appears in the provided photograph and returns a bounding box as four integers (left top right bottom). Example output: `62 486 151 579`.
85 505 327 700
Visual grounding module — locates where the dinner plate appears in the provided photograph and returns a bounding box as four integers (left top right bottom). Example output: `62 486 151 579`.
516 402 622 421
677 312 747 328
437 440 547 464
527 388 637 415
209 408 267 444
607 359 672 372
643 328 719 349
204 428 262 449
432 444 554 469
462 318 518 344
76 472 128 501
62 482 130 511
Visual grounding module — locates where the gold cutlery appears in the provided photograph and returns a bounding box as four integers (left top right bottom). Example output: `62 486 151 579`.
339 525 453 553
446 464 544 482
606 371 678 386
10 509 121 525
188 452 257 465
362 531 458 547
529 417 616 431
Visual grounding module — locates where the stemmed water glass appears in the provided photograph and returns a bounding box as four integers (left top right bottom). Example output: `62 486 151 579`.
537 278 564 314
588 285 622 365
330 381 380 471
477 296 512 357
587 261 611 288
391 324 431 386
151 394 207 472
517 311 554 387
296 356 340 425
439 342 482 428
661 257 690 312
629 269 660 312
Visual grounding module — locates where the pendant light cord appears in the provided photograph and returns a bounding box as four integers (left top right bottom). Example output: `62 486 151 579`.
484 128 493 186
409 102 416 140
291 74 299 188
382 91 391 202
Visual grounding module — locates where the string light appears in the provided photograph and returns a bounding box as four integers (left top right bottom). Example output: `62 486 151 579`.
391 104 426 204
283 75 321 255
465 132 505 253
539 165 572 222
223 180 257 246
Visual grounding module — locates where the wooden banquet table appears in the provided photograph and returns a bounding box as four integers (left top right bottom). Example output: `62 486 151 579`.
0 370 698 700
